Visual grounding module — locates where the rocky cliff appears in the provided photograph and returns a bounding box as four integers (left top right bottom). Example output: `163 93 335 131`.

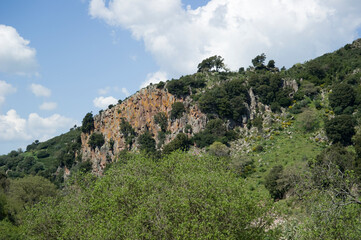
81 85 207 174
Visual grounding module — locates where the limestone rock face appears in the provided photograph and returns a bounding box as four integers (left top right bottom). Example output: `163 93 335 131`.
81 86 207 175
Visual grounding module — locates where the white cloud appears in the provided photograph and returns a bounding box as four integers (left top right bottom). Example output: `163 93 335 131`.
30 83 51 97
0 80 16 105
89 0 361 75
39 102 57 111
0 110 31 141
27 113 74 141
0 25 37 75
0 110 74 142
93 96 118 108
121 87 130 97
98 86 111 95
140 71 167 89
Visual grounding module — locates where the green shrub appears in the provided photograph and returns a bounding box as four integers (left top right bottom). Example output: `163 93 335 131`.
192 119 238 148
120 118 136 150
162 133 190 155
329 83 355 113
138 131 156 154
81 112 94 133
88 133 105 150
170 102 185 120
325 115 355 146
264 165 285 200
297 108 319 132
208 141 229 157
20 152 278 239
154 112 168 132
36 150 49 159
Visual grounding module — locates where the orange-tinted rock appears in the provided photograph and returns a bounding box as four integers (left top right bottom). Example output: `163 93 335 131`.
81 86 207 175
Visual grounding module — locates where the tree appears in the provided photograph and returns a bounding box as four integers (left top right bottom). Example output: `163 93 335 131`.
154 112 168 132
162 133 190 155
265 165 287 200
88 133 105 150
329 83 356 114
252 53 266 70
81 112 94 133
208 141 229 157
197 55 226 72
138 131 156 154
21 152 279 239
170 102 185 120
267 59 275 69
7 175 57 215
120 118 136 150
297 108 319 132
325 115 355 145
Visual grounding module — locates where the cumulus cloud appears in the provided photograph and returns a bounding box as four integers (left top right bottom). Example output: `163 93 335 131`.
27 113 74 140
39 102 57 111
140 71 167 89
0 25 37 75
0 110 74 142
93 96 118 108
0 110 31 141
30 83 51 97
89 0 361 75
0 80 16 105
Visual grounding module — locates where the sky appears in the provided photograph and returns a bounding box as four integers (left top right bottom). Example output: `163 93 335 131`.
0 0 361 154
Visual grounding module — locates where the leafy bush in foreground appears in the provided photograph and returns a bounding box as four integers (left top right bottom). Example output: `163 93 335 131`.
20 152 279 239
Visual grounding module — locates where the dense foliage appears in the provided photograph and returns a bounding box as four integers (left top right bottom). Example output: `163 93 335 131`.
88 133 105 150
81 112 94 133
17 152 278 239
3 39 361 239
120 118 136 150
170 102 185 120
193 119 238 148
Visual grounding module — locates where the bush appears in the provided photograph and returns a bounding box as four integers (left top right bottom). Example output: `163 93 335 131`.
192 119 238 148
81 112 94 133
36 150 49 159
120 118 136 150
325 115 355 146
162 133 190 155
297 108 319 132
329 83 355 113
170 102 185 120
264 165 285 200
156 81 165 89
20 152 278 239
88 133 105 150
154 112 168 132
208 142 229 157
138 131 156 154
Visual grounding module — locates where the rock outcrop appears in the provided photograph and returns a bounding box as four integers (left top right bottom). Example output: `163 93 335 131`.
81 85 207 174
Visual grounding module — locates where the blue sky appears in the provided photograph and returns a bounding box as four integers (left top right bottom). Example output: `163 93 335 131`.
0 0 361 154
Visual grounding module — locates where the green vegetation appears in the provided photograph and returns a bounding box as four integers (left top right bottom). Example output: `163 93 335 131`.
81 112 94 133
325 114 355 145
154 112 168 132
170 102 185 119
3 39 361 238
193 119 237 148
120 118 136 150
88 132 105 150
197 55 227 72
16 152 278 239
162 133 190 155
137 131 156 154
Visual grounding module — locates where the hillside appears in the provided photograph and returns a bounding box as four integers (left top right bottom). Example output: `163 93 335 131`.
1 39 361 238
